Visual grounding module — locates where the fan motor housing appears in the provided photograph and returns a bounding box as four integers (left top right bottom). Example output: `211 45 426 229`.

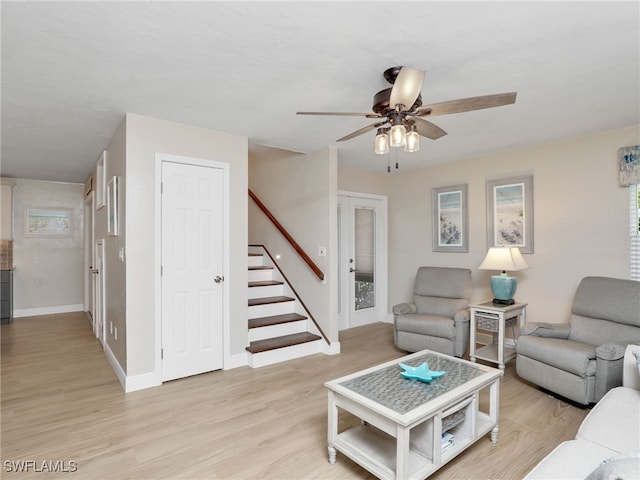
372 88 422 115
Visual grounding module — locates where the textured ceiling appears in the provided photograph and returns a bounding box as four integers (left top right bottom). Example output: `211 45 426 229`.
2 1 639 183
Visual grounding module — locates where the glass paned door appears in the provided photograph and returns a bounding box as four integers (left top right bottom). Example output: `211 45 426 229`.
338 194 387 330
354 207 375 310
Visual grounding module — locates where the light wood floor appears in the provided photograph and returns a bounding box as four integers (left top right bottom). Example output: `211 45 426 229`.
1 313 589 479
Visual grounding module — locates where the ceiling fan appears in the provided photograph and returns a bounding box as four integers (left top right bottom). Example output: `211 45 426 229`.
297 66 517 155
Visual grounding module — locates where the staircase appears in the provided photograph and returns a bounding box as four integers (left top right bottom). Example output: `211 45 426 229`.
246 246 324 368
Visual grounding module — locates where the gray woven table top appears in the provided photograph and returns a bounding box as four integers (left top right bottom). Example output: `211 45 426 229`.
339 352 484 415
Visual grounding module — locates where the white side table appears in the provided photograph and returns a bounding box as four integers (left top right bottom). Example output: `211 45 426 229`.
469 301 527 370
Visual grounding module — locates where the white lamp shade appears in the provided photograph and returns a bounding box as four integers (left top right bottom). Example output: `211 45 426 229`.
478 247 528 272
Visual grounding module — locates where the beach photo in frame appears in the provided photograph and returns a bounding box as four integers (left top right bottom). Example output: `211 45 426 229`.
432 184 468 252
24 207 72 237
107 176 119 236
486 174 534 253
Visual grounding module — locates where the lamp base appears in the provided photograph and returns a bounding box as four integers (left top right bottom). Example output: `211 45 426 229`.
490 273 517 305
492 298 515 306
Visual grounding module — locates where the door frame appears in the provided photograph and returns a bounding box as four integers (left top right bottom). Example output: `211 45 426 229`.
337 190 389 329
94 239 106 347
84 191 95 322
154 153 231 383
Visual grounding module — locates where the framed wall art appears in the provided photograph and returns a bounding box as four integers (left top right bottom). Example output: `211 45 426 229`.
432 184 468 252
96 149 107 210
107 176 119 236
486 174 534 253
25 208 72 237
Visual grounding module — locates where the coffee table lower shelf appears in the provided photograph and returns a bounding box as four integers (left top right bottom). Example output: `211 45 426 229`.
332 414 495 480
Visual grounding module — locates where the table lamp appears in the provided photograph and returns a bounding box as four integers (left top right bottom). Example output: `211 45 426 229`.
479 247 529 305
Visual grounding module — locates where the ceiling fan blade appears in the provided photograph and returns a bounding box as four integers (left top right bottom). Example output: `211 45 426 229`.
297 111 378 117
389 67 425 112
416 92 517 116
336 121 388 142
412 117 447 140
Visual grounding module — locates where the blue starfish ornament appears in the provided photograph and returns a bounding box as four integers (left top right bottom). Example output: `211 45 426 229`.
399 362 446 383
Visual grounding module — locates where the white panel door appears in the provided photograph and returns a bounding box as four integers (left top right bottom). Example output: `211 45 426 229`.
338 194 387 330
161 161 224 382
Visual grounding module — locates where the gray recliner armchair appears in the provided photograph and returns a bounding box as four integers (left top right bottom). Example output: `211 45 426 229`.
516 276 640 405
393 266 472 357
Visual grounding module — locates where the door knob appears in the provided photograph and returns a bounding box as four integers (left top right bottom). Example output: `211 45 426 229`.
214 275 224 283
349 268 355 273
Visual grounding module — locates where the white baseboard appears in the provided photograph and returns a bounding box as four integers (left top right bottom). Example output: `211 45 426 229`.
104 342 127 391
224 351 249 370
322 340 341 355
13 303 84 318
126 371 161 393
105 343 161 393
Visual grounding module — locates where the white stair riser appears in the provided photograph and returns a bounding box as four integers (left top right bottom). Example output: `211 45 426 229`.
247 247 327 368
248 320 308 342
248 269 274 282
248 255 265 267
248 340 323 368
248 301 294 319
248 284 284 299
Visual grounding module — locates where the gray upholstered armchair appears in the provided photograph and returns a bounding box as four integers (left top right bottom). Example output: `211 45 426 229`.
516 276 640 405
393 266 472 357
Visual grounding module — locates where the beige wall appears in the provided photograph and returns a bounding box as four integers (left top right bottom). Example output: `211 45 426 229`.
340 125 639 325
98 121 127 369
124 114 248 378
1 182 14 239
249 146 338 342
8 178 85 315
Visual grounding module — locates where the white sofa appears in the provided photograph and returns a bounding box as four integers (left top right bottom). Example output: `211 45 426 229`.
524 344 640 479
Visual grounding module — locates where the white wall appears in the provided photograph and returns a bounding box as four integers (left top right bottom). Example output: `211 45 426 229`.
249 145 338 342
9 178 85 316
124 113 248 378
340 125 639 325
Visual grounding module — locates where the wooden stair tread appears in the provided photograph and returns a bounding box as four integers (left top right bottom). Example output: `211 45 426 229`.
248 253 263 257
248 280 284 288
249 313 307 329
246 332 322 354
248 296 294 307
248 266 273 271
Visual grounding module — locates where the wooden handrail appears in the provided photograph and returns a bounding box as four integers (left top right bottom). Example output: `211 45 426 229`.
249 189 325 281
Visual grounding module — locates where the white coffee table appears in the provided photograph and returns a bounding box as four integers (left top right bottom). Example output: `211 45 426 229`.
325 350 503 479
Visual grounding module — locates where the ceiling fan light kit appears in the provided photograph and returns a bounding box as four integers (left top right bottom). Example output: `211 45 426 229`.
297 66 517 170
404 124 420 153
389 121 406 148
374 128 390 155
